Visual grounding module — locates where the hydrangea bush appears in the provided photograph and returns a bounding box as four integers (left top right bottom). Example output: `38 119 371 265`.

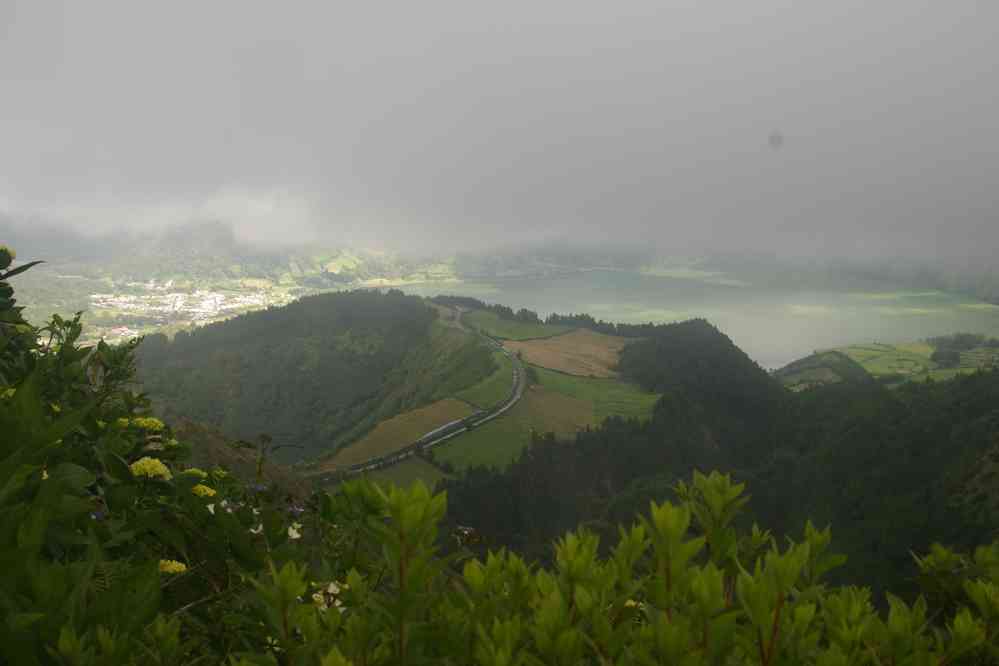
2 252 999 665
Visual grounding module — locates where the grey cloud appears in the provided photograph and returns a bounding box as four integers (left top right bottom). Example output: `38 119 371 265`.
1 0 996 259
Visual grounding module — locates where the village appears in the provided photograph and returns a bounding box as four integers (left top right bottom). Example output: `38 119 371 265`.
84 279 296 342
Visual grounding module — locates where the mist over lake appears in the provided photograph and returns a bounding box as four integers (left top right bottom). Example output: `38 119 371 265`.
397 270 999 369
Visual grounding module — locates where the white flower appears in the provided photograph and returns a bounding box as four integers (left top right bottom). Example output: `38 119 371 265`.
249 524 263 535
252 507 260 516
288 522 302 540
206 503 215 515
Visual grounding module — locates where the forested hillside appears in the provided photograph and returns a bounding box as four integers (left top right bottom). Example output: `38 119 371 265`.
136 290 496 461
8 248 999 663
441 319 999 599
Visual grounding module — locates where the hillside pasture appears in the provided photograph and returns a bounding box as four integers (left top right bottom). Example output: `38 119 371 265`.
463 309 574 340
435 367 658 471
455 350 514 409
503 328 629 378
322 399 474 469
434 385 593 471
533 366 659 422
774 351 873 391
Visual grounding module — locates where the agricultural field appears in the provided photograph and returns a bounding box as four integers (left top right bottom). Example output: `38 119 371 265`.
434 367 659 471
455 350 515 409
531 367 660 422
364 456 451 489
503 328 629 378
433 384 593 471
835 341 998 384
463 310 574 340
321 399 474 470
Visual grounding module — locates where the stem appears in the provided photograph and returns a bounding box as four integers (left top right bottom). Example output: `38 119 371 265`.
398 530 409 665
761 591 785 666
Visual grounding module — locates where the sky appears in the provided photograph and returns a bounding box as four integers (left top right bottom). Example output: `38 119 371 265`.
1 0 996 260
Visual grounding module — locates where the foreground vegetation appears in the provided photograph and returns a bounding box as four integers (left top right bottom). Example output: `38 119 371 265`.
7 248 999 664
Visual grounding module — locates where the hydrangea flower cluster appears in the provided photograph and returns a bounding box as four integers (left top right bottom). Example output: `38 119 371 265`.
311 581 348 613
191 484 217 498
0 244 14 269
116 416 166 432
158 559 187 574
129 456 172 481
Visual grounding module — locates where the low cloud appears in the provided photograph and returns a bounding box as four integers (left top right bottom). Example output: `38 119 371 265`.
1 0 996 260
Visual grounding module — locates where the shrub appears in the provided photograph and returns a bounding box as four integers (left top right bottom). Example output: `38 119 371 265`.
3 252 999 664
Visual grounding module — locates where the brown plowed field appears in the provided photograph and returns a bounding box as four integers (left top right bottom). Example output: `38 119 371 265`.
504 329 629 378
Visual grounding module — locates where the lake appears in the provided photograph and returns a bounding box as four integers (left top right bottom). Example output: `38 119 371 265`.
397 270 999 369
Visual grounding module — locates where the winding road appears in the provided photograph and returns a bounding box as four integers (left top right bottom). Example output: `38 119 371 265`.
312 306 525 483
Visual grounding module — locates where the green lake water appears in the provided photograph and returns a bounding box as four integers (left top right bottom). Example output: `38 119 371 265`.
398 271 999 369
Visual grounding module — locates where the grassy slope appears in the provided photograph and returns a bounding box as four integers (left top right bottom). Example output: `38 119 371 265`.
455 350 514 409
434 385 593 470
323 398 474 468
775 351 873 391
531 367 659 422
332 319 495 447
464 310 574 340
435 366 659 471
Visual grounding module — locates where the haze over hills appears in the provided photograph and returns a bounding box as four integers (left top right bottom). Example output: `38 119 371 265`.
122 280 999 598
10 220 999 370
6 0 999 660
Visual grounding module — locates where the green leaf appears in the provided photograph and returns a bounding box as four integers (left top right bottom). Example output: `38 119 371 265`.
0 260 45 280
48 463 96 494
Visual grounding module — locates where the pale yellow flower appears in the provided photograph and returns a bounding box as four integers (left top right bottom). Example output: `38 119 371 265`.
132 416 166 432
117 416 166 432
191 484 216 498
182 468 208 479
288 522 302 540
159 559 187 574
129 456 172 481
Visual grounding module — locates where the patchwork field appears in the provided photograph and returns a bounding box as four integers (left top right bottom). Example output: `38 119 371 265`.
504 328 628 378
434 366 659 472
320 398 474 470
463 310 574 340
836 341 998 384
455 350 515 409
